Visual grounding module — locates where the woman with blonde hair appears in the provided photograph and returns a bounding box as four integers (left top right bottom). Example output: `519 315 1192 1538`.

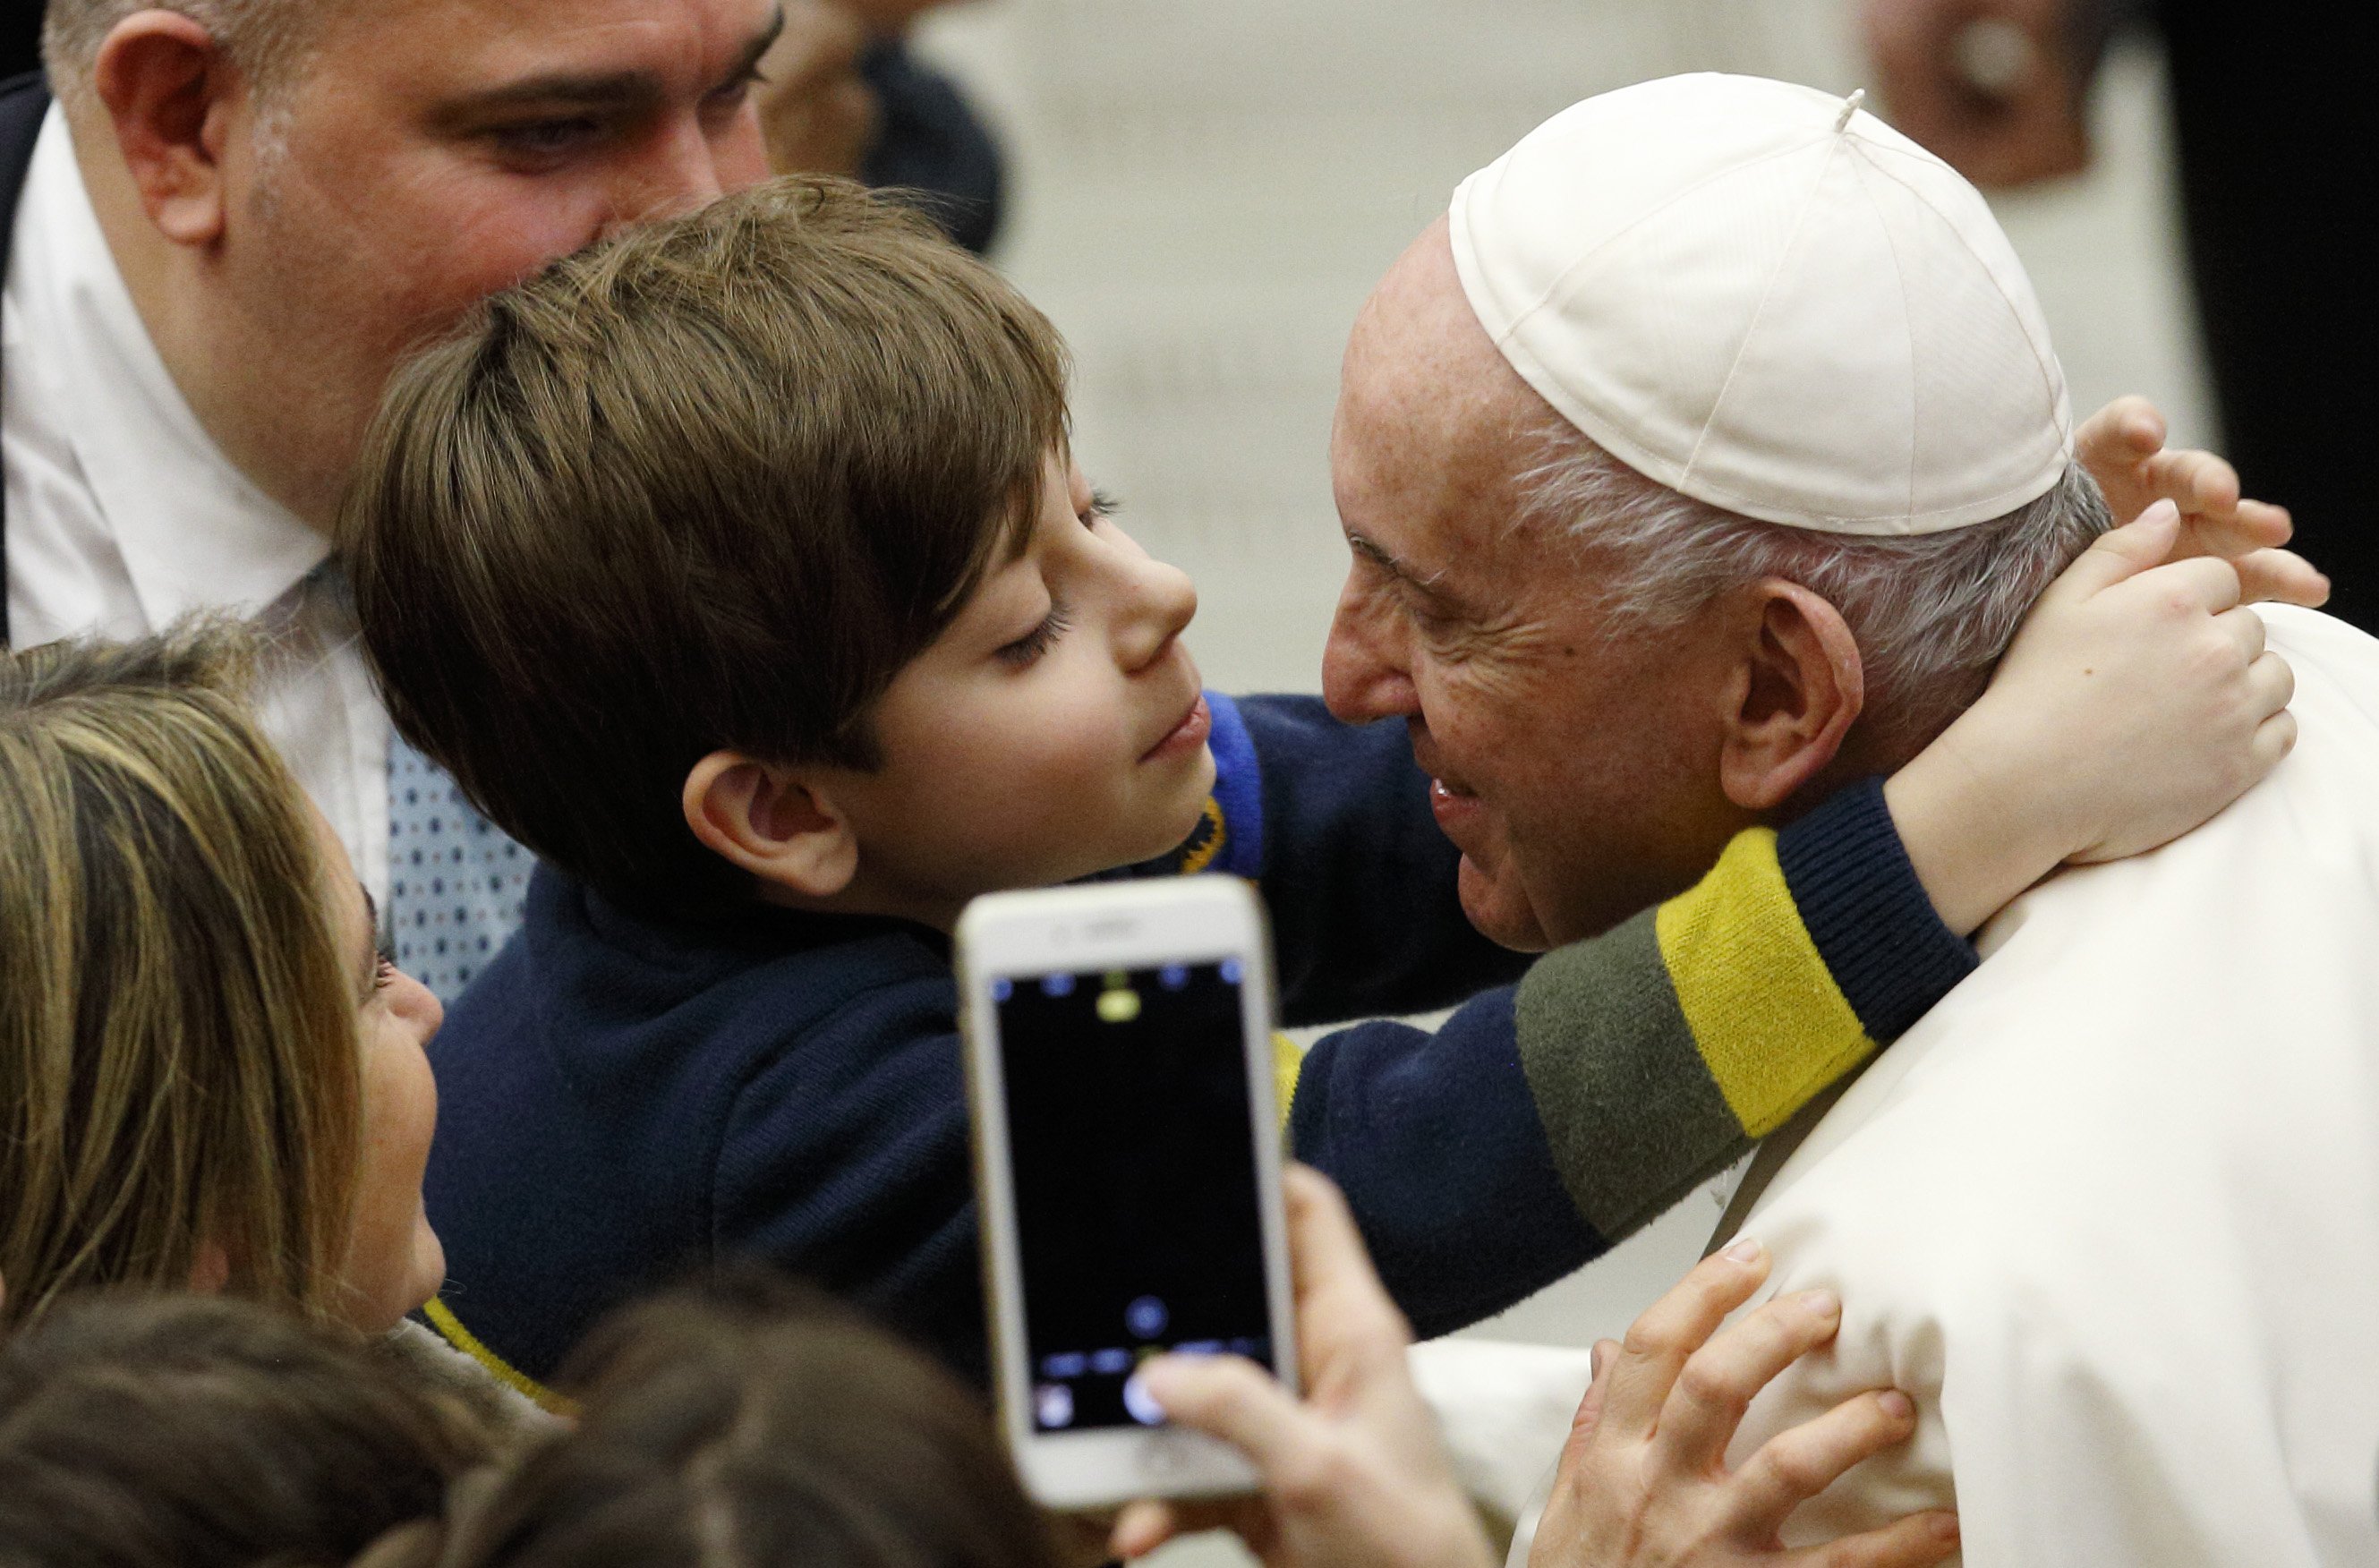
0 622 445 1334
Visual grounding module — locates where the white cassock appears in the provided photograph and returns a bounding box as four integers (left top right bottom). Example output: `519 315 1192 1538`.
1723 604 2379 1567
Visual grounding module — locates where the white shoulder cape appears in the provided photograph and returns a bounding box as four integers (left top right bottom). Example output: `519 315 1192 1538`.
1726 605 2379 1568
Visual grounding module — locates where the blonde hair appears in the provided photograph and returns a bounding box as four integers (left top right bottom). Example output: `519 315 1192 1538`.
0 624 363 1329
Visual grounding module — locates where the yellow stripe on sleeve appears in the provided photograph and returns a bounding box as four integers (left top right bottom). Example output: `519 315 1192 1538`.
1654 827 1874 1138
1273 1030 1304 1130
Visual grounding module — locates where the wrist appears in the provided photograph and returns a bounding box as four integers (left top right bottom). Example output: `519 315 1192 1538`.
1883 720 2069 936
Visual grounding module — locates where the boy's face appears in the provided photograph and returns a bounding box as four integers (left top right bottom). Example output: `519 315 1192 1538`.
821 454 1215 922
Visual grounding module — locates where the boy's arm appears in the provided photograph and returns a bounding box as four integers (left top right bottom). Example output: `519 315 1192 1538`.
1205 692 1531 1025
1289 778 1969 1338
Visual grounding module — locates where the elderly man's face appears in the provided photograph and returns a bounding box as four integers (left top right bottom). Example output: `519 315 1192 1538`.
1322 223 1747 950
194 0 777 512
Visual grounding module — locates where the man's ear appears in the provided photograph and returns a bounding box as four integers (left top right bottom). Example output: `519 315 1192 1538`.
93 11 242 246
1716 581 1865 813
682 752 858 899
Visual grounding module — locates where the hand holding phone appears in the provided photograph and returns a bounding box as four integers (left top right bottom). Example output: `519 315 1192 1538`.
1111 1166 1498 1568
959 879 1298 1509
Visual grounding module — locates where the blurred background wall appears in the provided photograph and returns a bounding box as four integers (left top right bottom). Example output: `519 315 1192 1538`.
906 0 2209 1376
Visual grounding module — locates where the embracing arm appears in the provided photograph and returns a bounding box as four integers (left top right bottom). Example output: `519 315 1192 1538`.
1288 779 1958 1334
1292 492 2315 1335
1215 692 1533 1024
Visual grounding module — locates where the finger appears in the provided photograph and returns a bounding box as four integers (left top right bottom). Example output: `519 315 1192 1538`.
2172 508 2296 563
2044 500 2181 601
1566 1339 1617 1447
2138 447 2243 518
2236 499 2295 547
1599 1238 1771 1442
2076 393 2163 465
1113 1497 1260 1559
1721 1387 1922 1542
2213 604 2267 663
1652 1289 1844 1475
2119 550 2243 617
1779 1510 1962 1568
2247 648 2296 723
2253 707 2299 773
1111 1500 1177 1558
2232 547 2329 609
1138 1352 1319 1474
1280 1165 1411 1364
1283 1167 1387 1307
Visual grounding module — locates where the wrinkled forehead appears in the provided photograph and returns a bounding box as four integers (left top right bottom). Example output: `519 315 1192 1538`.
1334 220 1563 557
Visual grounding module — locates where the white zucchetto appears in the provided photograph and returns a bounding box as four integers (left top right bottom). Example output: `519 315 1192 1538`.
1449 73 2073 536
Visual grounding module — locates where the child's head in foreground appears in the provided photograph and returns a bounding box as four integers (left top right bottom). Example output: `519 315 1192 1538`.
428 1271 1062 1568
0 1280 1057 1568
0 1292 493 1568
343 177 1215 929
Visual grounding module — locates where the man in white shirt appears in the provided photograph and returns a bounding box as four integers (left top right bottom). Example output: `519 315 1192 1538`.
3 0 782 996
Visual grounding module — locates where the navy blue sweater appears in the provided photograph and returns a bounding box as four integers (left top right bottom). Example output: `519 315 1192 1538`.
422 695 1966 1389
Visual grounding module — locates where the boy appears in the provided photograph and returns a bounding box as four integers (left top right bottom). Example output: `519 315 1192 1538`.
342 178 2287 1395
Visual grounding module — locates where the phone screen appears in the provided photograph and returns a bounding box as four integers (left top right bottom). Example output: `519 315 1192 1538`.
992 958 1276 1433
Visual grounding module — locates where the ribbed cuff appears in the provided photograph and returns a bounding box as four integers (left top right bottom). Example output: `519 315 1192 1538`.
1776 777 1976 1042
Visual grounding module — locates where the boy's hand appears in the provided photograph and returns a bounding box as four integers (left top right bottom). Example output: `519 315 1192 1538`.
1526 1240 1957 1568
1109 1167 1495 1568
1889 500 2298 933
2076 396 2315 592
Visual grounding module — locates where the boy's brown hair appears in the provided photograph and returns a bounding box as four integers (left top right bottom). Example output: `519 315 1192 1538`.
341 176 1070 918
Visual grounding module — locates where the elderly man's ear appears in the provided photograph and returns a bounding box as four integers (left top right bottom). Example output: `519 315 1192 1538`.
93 12 243 246
1714 582 1865 813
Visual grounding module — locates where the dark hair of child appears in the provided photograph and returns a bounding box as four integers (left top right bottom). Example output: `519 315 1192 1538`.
426 1269 1064 1568
339 175 1071 921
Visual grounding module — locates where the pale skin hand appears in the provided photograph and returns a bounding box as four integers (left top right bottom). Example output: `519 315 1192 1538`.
1883 404 2325 935
1110 1166 1496 1568
2076 395 2296 564
1529 1244 1957 1568
1864 0 2092 187
1111 1174 1942 1568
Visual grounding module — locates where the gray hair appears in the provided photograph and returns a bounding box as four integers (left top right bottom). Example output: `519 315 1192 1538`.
1519 426 2113 746
43 0 325 105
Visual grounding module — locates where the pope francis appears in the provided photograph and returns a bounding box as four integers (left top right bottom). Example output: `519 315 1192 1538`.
1337 73 2379 1566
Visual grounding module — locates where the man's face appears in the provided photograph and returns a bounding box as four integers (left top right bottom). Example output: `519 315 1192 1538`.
209 0 778 507
1321 222 1746 951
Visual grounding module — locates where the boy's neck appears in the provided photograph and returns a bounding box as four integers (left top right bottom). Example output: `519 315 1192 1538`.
755 878 968 936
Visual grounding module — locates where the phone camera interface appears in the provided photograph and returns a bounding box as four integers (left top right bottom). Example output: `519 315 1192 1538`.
997 959 1275 1432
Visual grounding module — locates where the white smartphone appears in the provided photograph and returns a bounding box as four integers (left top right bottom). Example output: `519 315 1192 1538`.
957 878 1299 1510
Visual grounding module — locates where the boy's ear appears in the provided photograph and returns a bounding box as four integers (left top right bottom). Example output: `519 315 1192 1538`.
682 752 858 899
93 12 241 247
1716 581 1865 813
